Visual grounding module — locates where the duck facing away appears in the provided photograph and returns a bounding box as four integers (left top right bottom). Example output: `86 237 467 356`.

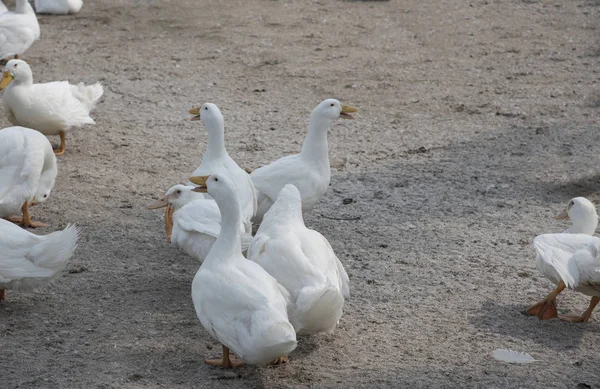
187 103 256 234
0 126 57 228
0 220 79 301
1 59 103 155
526 197 600 322
147 184 251 262
0 0 39 61
250 99 358 225
35 0 83 14
248 184 350 334
189 174 297 368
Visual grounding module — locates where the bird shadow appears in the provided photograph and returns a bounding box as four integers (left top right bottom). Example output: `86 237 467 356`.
468 299 600 351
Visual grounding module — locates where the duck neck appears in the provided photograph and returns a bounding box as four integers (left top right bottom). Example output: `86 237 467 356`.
567 216 598 235
207 194 242 264
15 72 33 87
16 0 33 14
203 122 227 161
300 116 332 166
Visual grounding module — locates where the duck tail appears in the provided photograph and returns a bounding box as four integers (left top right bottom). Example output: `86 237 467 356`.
30 224 80 270
77 82 104 110
293 284 344 335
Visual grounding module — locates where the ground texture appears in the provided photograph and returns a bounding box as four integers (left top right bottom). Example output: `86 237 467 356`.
1 0 600 388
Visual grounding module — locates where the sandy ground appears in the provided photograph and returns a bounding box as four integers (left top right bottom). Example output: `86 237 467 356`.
1 0 600 387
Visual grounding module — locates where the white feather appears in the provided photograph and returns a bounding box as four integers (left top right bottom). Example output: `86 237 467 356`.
492 349 536 364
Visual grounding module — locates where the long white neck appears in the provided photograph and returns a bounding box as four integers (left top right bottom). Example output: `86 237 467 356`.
206 191 242 264
300 115 332 167
261 190 304 231
202 119 227 161
565 215 598 236
14 71 33 87
16 0 33 14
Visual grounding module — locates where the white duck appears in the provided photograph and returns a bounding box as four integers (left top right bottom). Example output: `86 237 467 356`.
0 59 104 155
0 0 39 61
526 197 600 322
250 99 358 224
147 184 251 262
0 2 7 14
187 103 256 233
189 174 297 368
35 0 83 14
0 126 56 228
0 219 79 301
248 184 350 334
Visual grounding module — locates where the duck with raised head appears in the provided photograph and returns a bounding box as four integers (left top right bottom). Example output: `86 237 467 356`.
526 197 600 322
248 184 350 335
0 126 56 228
0 59 103 155
250 99 358 224
189 174 296 368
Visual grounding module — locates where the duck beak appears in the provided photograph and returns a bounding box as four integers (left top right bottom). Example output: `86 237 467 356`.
189 106 201 121
554 208 569 220
190 175 209 193
147 197 169 210
0 72 13 90
340 104 358 119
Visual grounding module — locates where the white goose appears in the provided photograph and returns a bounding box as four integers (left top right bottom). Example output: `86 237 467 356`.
189 174 297 368
0 219 79 301
526 197 600 322
147 184 251 262
186 103 256 234
248 184 350 334
250 99 358 224
0 126 56 228
35 0 83 14
1 59 103 155
0 0 39 61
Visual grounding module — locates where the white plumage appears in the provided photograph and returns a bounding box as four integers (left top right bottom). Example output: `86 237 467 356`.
0 220 79 298
148 184 251 262
0 2 8 14
0 126 56 227
1 60 103 155
248 184 349 335
250 99 357 224
187 103 256 234
0 0 39 60
191 174 296 367
35 0 83 14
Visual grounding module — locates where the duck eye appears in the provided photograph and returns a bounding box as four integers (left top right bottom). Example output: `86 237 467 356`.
13 64 17 68
214 177 219 182
205 107 208 110
176 190 181 194
43 194 47 198
330 103 334 107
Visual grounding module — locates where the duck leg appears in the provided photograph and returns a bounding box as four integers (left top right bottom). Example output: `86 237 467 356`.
0 289 5 301
558 296 600 323
268 356 289 365
53 132 66 156
205 345 245 368
525 281 565 320
20 202 48 228
165 204 174 242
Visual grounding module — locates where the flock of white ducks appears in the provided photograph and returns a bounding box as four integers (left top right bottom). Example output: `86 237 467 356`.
1 0 600 371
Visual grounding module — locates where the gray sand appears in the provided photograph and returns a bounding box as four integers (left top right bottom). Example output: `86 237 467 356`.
1 0 599 388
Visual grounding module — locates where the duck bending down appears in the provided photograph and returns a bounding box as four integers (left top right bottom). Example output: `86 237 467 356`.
0 60 103 155
0 219 79 301
248 184 350 334
250 99 358 225
0 0 39 61
35 0 83 14
0 126 57 228
147 184 251 261
187 103 256 235
526 197 600 322
189 174 297 368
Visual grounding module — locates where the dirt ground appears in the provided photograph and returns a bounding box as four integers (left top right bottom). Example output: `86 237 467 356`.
1 0 600 387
